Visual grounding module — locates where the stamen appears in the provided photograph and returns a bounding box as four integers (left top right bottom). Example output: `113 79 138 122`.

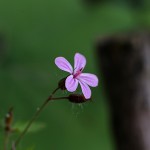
79 67 83 71
73 68 83 78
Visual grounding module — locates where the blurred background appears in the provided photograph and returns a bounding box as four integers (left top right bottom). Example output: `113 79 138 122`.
0 0 150 150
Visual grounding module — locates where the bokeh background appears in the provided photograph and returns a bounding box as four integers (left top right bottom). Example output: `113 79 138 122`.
0 0 150 150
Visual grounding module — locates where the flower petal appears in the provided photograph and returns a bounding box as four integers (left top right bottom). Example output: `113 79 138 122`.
74 53 86 73
79 81 91 99
55 57 73 73
78 73 98 87
65 75 78 92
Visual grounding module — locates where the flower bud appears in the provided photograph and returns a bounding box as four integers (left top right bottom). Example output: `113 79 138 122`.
5 107 13 132
58 77 67 90
68 94 90 103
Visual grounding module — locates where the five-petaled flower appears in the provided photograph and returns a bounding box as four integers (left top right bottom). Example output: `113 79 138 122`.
55 53 99 99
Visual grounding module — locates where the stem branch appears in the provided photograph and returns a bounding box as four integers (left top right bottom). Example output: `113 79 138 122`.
51 97 69 100
13 87 59 149
4 132 10 150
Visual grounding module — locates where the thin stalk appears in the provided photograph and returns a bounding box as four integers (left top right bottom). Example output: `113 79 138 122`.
4 132 10 150
51 97 69 100
11 142 15 150
13 87 60 149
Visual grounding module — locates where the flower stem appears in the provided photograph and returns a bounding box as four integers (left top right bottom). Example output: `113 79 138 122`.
4 132 10 150
13 87 60 149
51 97 69 100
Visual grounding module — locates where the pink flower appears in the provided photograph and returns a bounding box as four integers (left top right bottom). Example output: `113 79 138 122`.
55 53 98 99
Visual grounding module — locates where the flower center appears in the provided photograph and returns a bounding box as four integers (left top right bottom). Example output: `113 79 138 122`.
73 68 83 78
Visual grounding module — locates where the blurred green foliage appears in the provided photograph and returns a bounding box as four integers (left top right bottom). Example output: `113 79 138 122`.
13 121 46 133
0 0 150 150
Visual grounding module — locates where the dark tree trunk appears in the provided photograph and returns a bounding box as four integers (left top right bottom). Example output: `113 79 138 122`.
97 33 150 150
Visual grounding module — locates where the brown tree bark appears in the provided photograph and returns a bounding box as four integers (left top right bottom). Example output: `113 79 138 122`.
97 33 150 150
